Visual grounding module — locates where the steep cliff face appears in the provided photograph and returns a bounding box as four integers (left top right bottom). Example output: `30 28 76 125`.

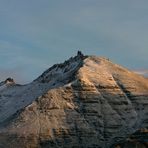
0 55 148 148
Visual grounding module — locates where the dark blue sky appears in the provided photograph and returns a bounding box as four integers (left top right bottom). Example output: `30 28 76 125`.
0 0 148 83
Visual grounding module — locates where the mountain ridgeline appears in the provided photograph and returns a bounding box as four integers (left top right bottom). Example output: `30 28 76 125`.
0 53 148 148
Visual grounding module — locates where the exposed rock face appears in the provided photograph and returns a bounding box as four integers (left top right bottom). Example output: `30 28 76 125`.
0 55 148 148
114 129 148 148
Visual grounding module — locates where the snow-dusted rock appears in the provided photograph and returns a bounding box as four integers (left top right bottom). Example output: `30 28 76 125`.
0 54 148 148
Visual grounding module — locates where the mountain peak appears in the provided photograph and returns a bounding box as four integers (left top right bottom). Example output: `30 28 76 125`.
34 53 147 94
34 51 87 84
34 51 112 85
4 78 15 85
0 53 148 148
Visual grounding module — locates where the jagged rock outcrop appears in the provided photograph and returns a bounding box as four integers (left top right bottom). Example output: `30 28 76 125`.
0 54 148 148
4 77 15 84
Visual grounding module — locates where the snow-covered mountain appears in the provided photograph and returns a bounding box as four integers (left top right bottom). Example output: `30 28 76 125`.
0 53 84 125
0 52 148 148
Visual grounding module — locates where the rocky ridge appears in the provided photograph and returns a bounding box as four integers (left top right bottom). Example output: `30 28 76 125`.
0 53 148 148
